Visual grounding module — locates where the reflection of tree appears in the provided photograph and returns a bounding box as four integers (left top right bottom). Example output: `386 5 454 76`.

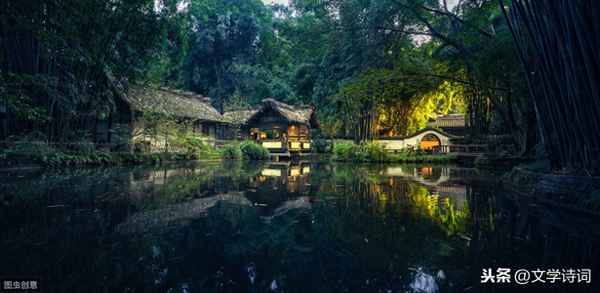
464 183 600 289
322 164 469 236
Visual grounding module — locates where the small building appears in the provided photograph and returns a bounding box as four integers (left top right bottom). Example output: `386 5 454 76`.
96 86 226 151
375 128 456 153
224 98 318 155
426 113 466 136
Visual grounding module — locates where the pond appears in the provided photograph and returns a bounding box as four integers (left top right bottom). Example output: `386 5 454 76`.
1 161 598 292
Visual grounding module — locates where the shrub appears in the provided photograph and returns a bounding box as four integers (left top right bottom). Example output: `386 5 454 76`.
333 141 388 162
240 141 269 160
332 142 357 161
221 143 242 160
4 132 56 159
312 139 332 153
357 142 388 162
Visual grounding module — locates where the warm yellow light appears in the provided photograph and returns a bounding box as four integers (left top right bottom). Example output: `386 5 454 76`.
302 142 311 149
259 132 267 139
302 166 310 174
290 141 301 149
262 141 282 149
261 169 281 177
290 168 301 177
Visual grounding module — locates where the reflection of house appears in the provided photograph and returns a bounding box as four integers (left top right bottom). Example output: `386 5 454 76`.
95 87 227 150
247 162 312 212
224 99 318 155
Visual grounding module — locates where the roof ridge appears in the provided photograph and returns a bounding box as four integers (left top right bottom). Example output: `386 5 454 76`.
158 87 213 104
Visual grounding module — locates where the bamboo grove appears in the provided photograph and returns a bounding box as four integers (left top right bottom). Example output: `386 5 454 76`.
501 0 600 174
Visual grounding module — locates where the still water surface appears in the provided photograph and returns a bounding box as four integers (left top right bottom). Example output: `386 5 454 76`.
1 161 598 292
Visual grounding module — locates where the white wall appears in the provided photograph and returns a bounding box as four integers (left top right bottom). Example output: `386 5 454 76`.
374 130 451 153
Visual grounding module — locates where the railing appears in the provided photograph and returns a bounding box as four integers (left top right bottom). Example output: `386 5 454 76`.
448 144 489 154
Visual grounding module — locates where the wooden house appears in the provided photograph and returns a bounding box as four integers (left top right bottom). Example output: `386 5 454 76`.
224 98 318 155
95 86 226 151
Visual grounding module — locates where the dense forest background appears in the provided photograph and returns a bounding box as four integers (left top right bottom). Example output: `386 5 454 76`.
2 0 599 174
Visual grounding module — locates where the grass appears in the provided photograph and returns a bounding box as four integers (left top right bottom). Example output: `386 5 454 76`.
332 141 456 163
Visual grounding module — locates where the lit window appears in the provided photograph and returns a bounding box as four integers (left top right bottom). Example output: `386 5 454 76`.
290 168 301 177
261 169 281 177
262 141 282 149
288 125 298 137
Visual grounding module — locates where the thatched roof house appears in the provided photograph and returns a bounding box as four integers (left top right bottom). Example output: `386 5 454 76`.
223 109 259 125
95 86 227 150
224 98 317 127
223 98 318 155
126 87 224 123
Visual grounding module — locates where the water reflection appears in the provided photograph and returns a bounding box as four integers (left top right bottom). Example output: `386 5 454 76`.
0 162 598 292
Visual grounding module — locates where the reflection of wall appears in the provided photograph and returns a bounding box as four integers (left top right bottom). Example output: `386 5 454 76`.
385 166 451 186
381 166 468 213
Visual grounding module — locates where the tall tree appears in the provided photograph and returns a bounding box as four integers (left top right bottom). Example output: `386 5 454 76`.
501 0 600 174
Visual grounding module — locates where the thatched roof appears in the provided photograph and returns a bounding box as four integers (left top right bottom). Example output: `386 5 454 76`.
224 98 317 127
125 87 224 123
261 98 314 125
223 109 259 125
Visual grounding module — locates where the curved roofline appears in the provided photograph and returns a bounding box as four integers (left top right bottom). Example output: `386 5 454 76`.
377 127 461 140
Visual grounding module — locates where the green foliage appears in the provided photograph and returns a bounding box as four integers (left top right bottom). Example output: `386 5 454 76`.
1 0 181 140
220 144 242 160
355 142 389 162
239 141 270 160
311 139 332 153
332 142 358 162
333 141 388 163
333 141 455 163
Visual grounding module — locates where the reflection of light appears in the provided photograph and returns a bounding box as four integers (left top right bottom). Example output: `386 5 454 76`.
302 142 311 149
290 141 301 149
302 166 310 174
261 169 281 177
262 141 282 149
290 167 301 177
385 167 404 176
260 132 267 139
420 166 433 176
378 192 389 202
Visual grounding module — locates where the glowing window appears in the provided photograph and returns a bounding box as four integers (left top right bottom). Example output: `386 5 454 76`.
290 168 301 177
262 141 282 149
288 125 298 137
261 169 281 177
